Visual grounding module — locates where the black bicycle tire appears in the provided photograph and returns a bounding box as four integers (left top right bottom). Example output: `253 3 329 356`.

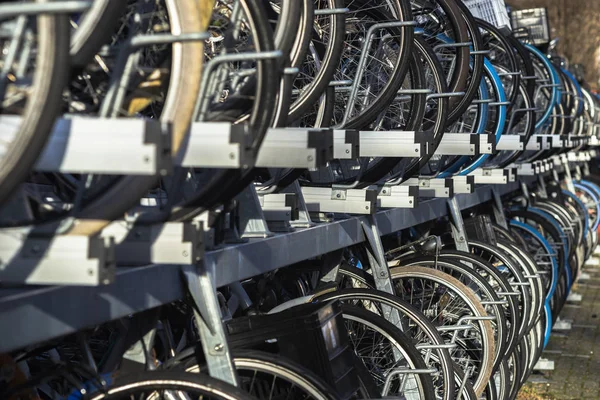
445 1 484 124
70 0 128 68
288 0 345 121
178 349 340 400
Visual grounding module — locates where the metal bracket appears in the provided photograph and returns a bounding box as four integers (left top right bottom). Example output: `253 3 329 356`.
447 197 469 252
480 134 496 154
360 216 403 330
452 176 474 194
177 122 253 168
402 178 452 198
434 133 478 155
0 116 171 175
333 129 360 159
258 193 298 232
102 220 203 265
497 135 524 151
182 261 239 386
302 187 377 215
377 185 419 208
236 185 273 238
358 130 425 157
279 181 314 228
525 135 543 151
255 128 333 169
468 168 509 185
491 188 508 229
0 229 115 285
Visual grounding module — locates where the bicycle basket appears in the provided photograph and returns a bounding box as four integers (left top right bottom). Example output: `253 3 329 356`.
462 0 511 30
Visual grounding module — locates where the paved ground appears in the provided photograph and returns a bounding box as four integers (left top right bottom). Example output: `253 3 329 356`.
519 257 600 399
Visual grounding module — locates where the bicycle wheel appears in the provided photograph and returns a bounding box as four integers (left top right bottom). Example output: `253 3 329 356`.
288 0 345 121
86 371 256 400
182 349 339 399
0 3 69 208
314 288 456 400
395 255 508 373
439 250 521 358
389 266 495 396
331 0 414 129
341 304 436 399
466 240 534 338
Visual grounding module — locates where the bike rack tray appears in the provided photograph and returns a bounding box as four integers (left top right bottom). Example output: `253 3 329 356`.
497 135 525 151
0 229 115 285
301 187 378 215
255 128 333 169
101 221 203 266
525 134 543 151
358 130 426 157
434 133 479 155
468 168 509 184
402 178 453 198
259 193 299 232
376 185 419 208
177 122 253 168
0 116 171 175
452 176 475 194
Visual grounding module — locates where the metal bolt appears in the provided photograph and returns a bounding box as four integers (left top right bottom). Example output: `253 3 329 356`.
143 155 150 163
336 193 341 198
31 245 41 254
365 206 369 210
214 343 224 352
229 152 235 159
409 200 413 204
415 148 419 153
88 269 94 276
380 271 386 277
307 155 314 162
382 190 387 194
346 149 350 154
182 250 189 257
459 236 464 241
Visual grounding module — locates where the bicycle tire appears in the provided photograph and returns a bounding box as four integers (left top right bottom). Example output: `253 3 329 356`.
446 1 484 124
182 349 339 400
288 0 345 121
70 0 128 68
86 371 255 400
0 5 70 208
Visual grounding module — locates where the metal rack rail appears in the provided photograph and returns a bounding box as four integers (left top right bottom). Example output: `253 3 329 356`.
0 178 533 353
